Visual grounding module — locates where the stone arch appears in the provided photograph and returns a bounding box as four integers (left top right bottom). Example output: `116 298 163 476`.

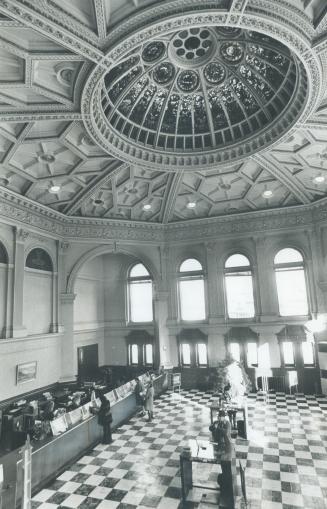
66 245 160 294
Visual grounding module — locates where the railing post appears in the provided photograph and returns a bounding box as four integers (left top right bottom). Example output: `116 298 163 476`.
21 435 32 509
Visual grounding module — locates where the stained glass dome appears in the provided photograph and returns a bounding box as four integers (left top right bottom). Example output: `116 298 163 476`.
93 26 308 169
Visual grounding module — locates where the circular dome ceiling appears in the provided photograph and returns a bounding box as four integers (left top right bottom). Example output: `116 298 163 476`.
85 25 310 171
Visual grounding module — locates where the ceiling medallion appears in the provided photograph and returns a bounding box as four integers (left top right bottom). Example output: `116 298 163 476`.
169 28 216 67
142 41 165 63
39 153 55 163
153 62 175 85
55 63 76 86
177 70 199 92
82 5 321 172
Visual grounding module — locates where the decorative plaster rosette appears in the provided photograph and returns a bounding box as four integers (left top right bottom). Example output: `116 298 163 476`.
82 1 322 172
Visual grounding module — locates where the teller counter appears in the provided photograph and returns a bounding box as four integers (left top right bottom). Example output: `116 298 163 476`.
2 373 167 508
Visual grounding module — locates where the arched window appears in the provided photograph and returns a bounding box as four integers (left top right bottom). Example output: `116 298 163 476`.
224 254 255 319
128 263 153 322
26 248 53 271
178 258 206 321
274 248 308 316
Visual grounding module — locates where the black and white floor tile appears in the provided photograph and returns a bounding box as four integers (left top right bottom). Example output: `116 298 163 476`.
31 390 327 509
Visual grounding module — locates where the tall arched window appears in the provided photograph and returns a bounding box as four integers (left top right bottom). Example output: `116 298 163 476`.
274 248 308 316
224 254 255 318
128 263 153 322
178 258 206 321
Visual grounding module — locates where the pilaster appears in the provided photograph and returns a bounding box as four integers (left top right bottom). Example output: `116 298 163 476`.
12 228 28 338
250 324 285 375
57 241 70 333
205 242 224 323
153 285 170 369
255 237 279 321
59 292 76 383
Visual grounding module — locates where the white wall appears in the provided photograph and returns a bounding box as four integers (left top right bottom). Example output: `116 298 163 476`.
23 269 52 335
0 335 61 400
74 257 104 330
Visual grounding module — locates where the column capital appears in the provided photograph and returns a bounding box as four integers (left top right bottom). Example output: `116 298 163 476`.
250 324 285 335
154 291 170 302
16 228 29 243
60 292 76 304
59 241 70 254
205 241 217 253
255 235 267 249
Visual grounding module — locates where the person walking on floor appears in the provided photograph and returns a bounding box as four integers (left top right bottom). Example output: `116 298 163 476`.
144 381 154 421
98 393 113 444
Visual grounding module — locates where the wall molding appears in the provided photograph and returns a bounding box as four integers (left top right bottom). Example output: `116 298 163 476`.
2 186 327 244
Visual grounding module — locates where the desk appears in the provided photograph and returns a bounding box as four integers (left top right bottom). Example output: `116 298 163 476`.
180 439 238 508
210 403 248 439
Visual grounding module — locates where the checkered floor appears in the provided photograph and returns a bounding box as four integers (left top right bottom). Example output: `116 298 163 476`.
31 390 327 509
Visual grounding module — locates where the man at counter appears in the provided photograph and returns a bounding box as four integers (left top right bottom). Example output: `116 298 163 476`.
97 393 113 444
134 377 146 416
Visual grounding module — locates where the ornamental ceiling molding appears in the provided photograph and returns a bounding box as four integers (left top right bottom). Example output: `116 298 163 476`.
82 0 322 172
0 0 108 66
1 185 327 243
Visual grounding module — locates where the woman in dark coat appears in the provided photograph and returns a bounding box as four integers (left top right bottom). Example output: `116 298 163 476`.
98 393 113 444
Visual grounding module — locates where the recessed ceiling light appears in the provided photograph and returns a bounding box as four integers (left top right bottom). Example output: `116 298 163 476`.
143 203 152 211
314 175 325 184
40 154 55 163
187 201 196 209
0 176 10 186
94 198 104 205
220 183 231 190
262 190 273 198
49 185 61 194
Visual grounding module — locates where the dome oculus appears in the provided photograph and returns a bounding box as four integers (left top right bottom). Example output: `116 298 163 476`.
87 23 310 170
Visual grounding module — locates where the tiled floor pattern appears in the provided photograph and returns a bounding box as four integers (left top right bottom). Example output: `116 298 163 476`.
31 390 327 509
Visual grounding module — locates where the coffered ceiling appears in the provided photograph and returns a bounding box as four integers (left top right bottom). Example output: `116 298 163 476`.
0 0 326 224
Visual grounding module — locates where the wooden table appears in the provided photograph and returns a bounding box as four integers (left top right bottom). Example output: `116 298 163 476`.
180 439 238 508
210 403 248 439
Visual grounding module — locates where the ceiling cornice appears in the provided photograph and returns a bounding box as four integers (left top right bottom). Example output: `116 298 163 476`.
0 0 104 62
1 185 327 244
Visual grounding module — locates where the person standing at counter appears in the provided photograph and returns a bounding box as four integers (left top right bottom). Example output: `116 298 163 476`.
135 377 146 416
144 381 154 422
98 393 113 444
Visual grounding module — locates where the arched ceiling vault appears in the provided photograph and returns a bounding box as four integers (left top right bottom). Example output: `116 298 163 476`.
0 0 326 224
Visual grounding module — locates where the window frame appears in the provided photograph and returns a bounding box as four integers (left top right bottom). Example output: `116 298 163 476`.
196 342 208 367
227 340 258 367
177 258 207 322
144 343 154 366
301 341 315 367
273 248 309 317
129 344 139 366
127 263 153 324
224 253 256 320
127 341 154 367
179 341 208 368
180 342 192 367
280 340 295 367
